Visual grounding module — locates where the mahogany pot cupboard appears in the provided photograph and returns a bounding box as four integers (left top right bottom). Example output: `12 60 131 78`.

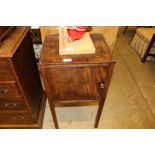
40 34 116 128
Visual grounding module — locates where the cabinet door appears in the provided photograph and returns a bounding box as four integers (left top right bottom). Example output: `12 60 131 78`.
46 66 108 101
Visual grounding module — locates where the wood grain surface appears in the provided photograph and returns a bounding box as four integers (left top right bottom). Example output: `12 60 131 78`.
40 33 116 128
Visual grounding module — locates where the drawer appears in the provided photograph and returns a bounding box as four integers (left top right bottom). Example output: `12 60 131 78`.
0 99 27 111
46 66 108 101
0 112 34 124
0 81 22 99
0 60 15 81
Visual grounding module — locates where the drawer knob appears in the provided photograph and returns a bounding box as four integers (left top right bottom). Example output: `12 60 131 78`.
0 89 8 95
100 83 105 89
13 116 24 121
5 103 17 108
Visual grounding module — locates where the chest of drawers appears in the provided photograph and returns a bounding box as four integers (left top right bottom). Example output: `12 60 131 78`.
0 27 46 128
40 34 116 128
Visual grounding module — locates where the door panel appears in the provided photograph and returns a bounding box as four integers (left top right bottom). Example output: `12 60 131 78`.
46 66 108 101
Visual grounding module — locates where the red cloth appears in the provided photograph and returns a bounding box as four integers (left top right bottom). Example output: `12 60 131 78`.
67 26 88 41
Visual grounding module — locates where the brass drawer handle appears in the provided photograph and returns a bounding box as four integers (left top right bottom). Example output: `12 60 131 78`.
100 83 105 89
5 103 17 108
0 89 8 95
13 116 24 121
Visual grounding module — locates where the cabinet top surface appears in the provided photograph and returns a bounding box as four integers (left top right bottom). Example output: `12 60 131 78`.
0 26 30 58
40 34 116 65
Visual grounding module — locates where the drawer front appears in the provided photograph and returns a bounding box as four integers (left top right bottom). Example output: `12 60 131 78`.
0 112 34 124
0 99 27 111
0 60 15 81
46 66 108 101
0 82 22 99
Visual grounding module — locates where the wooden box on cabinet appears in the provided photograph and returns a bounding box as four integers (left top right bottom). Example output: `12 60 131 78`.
0 27 46 128
40 34 116 128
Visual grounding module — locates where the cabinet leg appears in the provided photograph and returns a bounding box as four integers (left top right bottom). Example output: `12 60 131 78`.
49 103 59 129
94 101 105 128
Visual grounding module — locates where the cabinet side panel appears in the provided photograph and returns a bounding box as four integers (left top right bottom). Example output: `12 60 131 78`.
12 31 43 118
